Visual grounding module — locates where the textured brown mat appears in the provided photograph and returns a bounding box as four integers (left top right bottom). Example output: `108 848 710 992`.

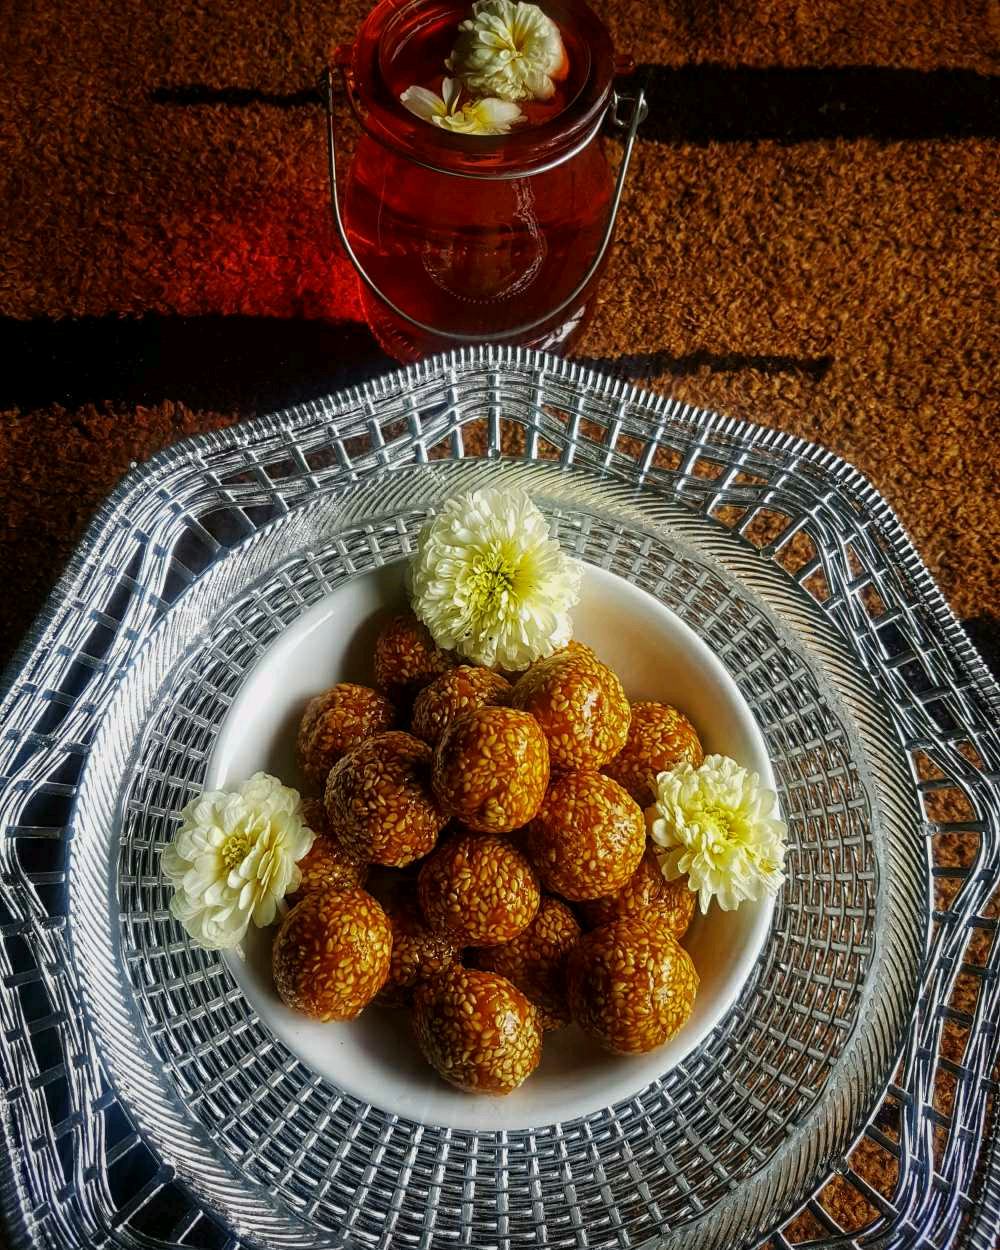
1 1 998 1244
2 1 998 668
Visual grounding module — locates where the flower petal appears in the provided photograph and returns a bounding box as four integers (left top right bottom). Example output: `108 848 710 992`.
446 0 567 102
400 85 447 121
160 772 311 951
411 488 579 668
646 754 788 913
468 97 526 133
441 77 463 112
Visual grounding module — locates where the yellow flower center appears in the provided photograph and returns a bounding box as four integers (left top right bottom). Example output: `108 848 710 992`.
467 542 519 620
498 28 526 58
701 805 745 848
221 828 252 871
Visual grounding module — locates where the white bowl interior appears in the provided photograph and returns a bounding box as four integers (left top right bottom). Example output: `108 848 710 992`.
206 563 776 1131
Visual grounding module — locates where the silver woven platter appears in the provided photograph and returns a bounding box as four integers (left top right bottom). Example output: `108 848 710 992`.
1 348 997 1250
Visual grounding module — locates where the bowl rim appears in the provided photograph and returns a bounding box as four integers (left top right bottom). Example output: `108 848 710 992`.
204 560 778 1132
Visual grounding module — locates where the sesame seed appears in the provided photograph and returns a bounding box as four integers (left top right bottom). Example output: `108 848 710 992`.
473 896 581 1030
412 967 541 1094
411 666 512 747
297 683 397 787
325 732 446 867
580 845 696 936
525 771 645 901
602 701 703 807
272 888 392 1022
567 912 698 1054
431 707 549 833
373 613 455 704
510 653 631 771
418 833 540 947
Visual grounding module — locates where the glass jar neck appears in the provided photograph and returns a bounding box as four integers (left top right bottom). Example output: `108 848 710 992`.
343 0 617 179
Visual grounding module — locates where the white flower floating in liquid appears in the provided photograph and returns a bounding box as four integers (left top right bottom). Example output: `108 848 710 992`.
400 76 525 135
161 772 315 950
410 486 582 671
647 754 788 914
447 0 568 102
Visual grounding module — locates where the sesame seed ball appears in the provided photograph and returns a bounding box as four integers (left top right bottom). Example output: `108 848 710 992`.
652 876 698 939
567 913 699 1054
418 833 540 946
579 845 695 938
411 666 512 747
378 900 461 1007
297 684 396 788
510 653 630 771
474 896 581 1029
602 701 704 807
540 639 601 669
325 731 447 867
272 888 392 1022
290 799 368 900
374 613 454 703
503 639 599 682
412 966 542 1094
525 771 645 901
432 706 549 833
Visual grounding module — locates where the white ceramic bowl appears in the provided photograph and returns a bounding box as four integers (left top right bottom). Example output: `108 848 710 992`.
206 563 776 1131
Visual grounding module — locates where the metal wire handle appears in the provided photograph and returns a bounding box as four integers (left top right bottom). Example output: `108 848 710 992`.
323 67 647 343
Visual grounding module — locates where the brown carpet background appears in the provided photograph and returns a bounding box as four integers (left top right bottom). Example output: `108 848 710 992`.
1 1 998 1244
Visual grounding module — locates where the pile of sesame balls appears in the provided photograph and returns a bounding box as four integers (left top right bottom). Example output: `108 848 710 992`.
273 611 705 1096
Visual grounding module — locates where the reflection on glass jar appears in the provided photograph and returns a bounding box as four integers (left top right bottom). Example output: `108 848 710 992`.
328 0 641 362
419 183 548 306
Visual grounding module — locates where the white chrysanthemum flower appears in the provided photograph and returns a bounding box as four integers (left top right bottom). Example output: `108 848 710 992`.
446 0 567 102
400 76 524 135
161 772 316 951
410 487 581 670
647 755 787 914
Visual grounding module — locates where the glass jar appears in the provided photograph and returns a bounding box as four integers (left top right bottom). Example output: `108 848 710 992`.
327 0 644 362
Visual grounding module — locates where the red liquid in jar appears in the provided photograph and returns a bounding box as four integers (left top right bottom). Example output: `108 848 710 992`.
342 0 615 361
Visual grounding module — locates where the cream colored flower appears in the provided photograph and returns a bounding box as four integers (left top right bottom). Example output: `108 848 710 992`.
400 76 524 135
447 0 567 102
161 773 315 950
647 755 787 914
410 487 581 670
